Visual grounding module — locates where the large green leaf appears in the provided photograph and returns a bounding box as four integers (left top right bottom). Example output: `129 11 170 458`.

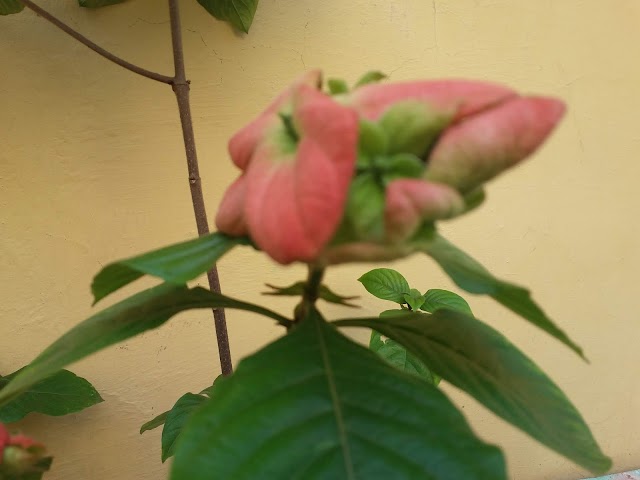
358 268 410 303
78 0 127 8
369 330 438 385
421 288 472 315
334 311 611 474
171 309 506 480
91 232 247 304
0 0 23 15
0 369 102 423
424 234 584 358
0 284 289 407
196 0 259 33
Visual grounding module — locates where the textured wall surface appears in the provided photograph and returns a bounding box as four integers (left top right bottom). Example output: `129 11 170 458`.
587 470 640 480
1 1 639 479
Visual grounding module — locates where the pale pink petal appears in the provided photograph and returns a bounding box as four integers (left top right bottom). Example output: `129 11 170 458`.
0 424 9 463
239 86 358 264
426 97 566 192
215 176 250 236
348 80 515 121
8 434 42 451
244 140 340 263
292 84 359 204
228 70 322 170
385 179 465 243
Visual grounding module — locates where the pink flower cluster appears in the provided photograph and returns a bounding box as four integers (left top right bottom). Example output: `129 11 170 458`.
216 71 565 265
1 423 46 475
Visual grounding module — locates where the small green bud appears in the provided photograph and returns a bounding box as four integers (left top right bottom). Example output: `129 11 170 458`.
358 119 388 156
327 78 350 95
354 70 388 88
379 101 452 157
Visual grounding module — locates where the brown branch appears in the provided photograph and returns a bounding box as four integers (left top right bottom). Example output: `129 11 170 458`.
18 0 173 84
18 0 234 374
168 0 233 375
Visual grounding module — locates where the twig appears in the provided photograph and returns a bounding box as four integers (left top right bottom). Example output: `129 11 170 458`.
18 0 173 84
16 0 234 375
168 0 233 375
294 267 326 325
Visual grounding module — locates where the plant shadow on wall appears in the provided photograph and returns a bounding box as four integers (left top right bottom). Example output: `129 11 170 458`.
0 1 614 479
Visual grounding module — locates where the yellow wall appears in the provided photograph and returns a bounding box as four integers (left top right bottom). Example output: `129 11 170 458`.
1 1 638 478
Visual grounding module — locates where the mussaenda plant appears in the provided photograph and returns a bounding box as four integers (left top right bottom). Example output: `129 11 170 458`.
0 71 612 479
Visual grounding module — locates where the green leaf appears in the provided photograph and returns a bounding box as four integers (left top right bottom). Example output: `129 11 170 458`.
344 173 385 240
380 153 424 182
262 282 305 296
369 331 438 385
422 288 473 315
357 119 388 156
317 285 360 308
354 70 387 88
0 0 24 15
141 376 224 435
140 411 170 434
327 78 349 95
263 282 360 307
424 234 584 358
334 311 611 474
0 284 290 407
196 0 259 33
0 369 102 423
379 102 451 157
379 308 407 318
462 187 486 213
92 232 247 304
171 309 506 480
403 288 425 311
199 374 225 398
78 0 128 8
162 393 208 463
358 268 410 303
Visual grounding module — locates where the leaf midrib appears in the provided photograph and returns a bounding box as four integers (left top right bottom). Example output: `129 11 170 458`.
314 319 355 479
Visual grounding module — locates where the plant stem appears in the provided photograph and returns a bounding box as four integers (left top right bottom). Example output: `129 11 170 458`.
17 0 234 375
294 267 326 324
17 0 173 84
168 0 233 376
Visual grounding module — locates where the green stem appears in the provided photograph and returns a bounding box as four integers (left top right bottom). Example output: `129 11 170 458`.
293 266 325 324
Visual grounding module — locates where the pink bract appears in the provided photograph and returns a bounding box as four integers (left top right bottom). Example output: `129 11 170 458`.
0 424 9 464
349 80 565 192
216 72 565 265
228 70 323 170
425 96 566 191
347 79 516 122
216 76 359 264
384 179 465 243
